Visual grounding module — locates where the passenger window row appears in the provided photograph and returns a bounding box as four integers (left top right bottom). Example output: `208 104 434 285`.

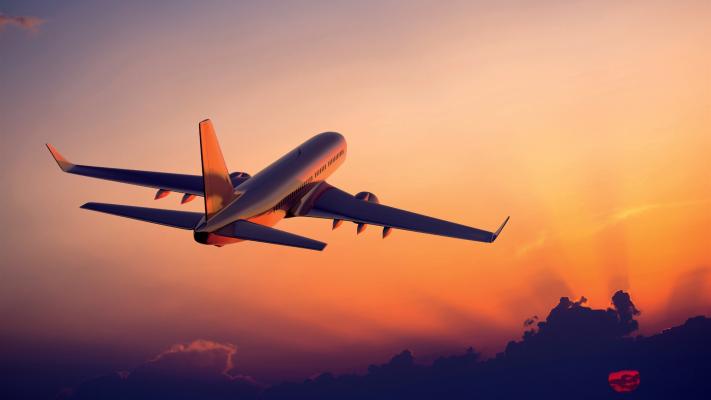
274 149 344 211
274 176 315 211
316 149 345 177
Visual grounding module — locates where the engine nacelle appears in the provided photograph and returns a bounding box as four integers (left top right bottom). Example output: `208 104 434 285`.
181 193 196 204
354 192 379 234
230 171 251 186
154 189 171 200
357 223 367 234
354 191 379 204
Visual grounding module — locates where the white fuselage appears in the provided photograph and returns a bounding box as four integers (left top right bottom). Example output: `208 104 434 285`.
195 132 346 245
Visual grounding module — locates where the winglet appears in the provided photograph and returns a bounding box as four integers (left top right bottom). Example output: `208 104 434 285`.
491 216 510 242
46 144 74 172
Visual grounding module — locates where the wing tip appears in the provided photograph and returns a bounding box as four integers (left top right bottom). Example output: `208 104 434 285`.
46 143 74 171
491 216 510 242
80 202 96 210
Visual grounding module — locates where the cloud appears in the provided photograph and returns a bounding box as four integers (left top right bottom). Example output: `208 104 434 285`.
65 339 260 399
517 199 710 259
523 315 538 327
591 198 711 234
611 290 641 334
0 13 45 33
264 291 711 399
46 292 711 399
515 230 547 257
146 339 245 381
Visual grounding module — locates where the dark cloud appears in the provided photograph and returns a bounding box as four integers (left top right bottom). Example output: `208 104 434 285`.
64 340 261 400
18 292 710 399
612 290 640 334
0 13 44 33
264 291 711 399
505 266 572 322
523 315 538 327
142 340 249 381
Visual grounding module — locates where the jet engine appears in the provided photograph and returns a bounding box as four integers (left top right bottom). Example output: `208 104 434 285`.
154 189 171 200
355 191 379 203
181 193 196 204
354 191 380 235
230 171 251 186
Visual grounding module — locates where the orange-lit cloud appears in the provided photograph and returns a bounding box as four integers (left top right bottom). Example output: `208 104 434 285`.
591 199 711 234
148 339 253 382
516 230 547 258
516 199 710 257
0 13 44 33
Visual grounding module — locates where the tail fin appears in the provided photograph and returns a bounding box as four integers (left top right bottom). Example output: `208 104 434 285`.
199 119 235 219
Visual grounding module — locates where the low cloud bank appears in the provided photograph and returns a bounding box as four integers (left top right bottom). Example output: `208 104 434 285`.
265 291 709 399
62 291 710 399
64 339 259 399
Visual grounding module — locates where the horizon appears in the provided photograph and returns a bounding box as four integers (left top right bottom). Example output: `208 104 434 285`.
38 289 711 398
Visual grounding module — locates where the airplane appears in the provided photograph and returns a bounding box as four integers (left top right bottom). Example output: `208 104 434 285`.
47 119 508 251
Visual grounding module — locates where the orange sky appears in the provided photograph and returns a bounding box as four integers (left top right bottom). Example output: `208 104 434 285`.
1 0 710 380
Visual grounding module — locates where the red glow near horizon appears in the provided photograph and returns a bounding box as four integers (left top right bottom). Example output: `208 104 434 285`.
608 370 640 393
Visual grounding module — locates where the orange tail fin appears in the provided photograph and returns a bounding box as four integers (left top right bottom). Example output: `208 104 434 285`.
199 119 235 220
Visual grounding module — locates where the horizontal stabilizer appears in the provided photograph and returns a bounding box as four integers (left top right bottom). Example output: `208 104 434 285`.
216 220 327 251
81 202 203 230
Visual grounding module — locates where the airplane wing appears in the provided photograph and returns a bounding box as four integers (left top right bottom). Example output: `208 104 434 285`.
46 144 250 196
302 184 508 243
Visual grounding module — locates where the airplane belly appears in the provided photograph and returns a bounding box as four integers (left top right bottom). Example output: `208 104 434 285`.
193 231 244 246
196 210 286 246
247 209 286 227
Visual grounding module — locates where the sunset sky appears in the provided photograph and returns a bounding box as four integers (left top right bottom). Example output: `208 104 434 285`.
1 0 710 387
